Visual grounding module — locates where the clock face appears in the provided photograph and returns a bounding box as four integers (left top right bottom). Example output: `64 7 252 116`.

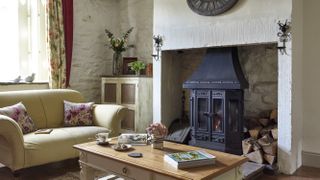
186 0 239 16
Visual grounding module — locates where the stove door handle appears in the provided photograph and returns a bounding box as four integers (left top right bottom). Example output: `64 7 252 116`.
203 112 215 117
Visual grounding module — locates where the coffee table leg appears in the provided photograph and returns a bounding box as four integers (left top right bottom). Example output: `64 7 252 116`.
80 161 95 180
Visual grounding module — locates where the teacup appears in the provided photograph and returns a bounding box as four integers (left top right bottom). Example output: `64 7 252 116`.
95 132 109 143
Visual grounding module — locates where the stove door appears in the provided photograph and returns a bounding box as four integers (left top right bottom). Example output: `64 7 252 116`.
193 90 210 141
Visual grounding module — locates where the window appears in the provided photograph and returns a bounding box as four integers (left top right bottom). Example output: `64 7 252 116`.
0 0 48 82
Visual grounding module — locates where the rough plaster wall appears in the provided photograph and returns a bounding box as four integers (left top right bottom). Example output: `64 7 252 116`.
276 0 303 173
277 0 303 174
71 0 153 103
239 44 278 118
119 0 153 63
154 0 291 51
71 0 119 102
302 0 320 155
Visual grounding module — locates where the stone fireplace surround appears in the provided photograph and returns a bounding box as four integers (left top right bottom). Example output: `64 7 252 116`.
152 0 302 175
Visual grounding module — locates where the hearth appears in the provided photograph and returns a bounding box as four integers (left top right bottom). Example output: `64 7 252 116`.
183 47 248 155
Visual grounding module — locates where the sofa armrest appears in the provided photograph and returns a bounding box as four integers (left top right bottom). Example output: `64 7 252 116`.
0 115 25 171
93 104 127 137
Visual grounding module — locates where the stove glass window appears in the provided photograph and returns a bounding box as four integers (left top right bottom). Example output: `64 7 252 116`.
212 99 223 132
197 98 208 130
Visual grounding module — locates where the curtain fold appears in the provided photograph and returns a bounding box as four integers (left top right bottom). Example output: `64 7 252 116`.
47 0 73 88
47 0 66 88
62 0 73 87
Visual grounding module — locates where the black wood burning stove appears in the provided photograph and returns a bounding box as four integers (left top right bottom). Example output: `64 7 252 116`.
183 47 248 155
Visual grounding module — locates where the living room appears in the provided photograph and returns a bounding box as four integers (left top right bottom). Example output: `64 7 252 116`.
0 0 320 179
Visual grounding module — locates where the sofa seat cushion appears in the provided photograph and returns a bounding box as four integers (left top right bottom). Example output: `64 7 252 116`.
23 126 109 167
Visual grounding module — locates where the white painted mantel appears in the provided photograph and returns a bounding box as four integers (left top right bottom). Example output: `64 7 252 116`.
153 0 302 174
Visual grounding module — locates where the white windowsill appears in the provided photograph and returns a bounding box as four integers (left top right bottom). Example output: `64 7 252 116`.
0 82 49 92
0 82 49 85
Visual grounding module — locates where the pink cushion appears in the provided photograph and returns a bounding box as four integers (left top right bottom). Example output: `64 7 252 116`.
0 102 36 134
64 100 94 126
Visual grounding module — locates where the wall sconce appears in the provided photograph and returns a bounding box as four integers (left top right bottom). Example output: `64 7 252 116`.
152 35 163 61
277 20 291 55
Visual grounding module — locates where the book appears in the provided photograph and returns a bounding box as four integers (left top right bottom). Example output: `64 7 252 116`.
35 129 53 134
117 133 148 145
164 150 216 169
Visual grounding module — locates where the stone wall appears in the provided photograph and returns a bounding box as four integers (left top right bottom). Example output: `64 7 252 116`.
239 44 278 118
71 0 153 102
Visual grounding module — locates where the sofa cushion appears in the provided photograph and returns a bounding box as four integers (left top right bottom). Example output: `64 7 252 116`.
0 91 47 129
23 126 108 167
64 101 94 126
0 102 36 134
39 90 84 128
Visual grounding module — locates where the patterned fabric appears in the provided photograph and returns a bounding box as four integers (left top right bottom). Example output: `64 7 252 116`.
64 101 94 126
0 102 36 134
46 0 67 88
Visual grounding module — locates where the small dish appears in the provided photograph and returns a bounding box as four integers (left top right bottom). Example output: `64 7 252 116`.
96 141 109 146
111 144 132 151
96 138 112 146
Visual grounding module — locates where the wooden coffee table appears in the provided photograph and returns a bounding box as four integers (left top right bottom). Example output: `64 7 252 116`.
74 140 247 180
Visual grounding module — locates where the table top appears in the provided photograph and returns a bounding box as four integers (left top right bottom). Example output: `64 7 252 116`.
74 140 247 180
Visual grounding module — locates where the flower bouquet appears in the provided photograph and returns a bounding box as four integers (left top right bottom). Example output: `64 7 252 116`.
105 27 134 75
146 123 168 149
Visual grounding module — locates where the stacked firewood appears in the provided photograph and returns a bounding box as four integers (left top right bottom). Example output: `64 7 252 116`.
242 109 278 165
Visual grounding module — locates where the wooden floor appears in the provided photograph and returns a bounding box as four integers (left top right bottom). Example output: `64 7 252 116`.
0 160 319 180
0 159 80 180
261 166 320 180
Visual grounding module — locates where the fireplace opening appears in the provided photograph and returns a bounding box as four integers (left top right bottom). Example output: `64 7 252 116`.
163 44 278 156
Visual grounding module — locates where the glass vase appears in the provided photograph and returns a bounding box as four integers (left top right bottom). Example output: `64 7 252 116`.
112 52 123 75
150 135 164 149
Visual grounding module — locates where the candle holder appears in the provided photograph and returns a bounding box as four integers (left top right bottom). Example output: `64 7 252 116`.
152 35 163 61
277 20 291 55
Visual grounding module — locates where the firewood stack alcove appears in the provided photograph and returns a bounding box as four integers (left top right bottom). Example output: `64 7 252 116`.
242 109 278 167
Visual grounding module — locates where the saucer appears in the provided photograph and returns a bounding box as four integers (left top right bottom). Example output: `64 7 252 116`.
111 144 132 151
96 138 112 146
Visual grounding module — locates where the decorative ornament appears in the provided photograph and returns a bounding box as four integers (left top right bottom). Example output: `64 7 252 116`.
152 35 163 61
277 20 291 55
186 0 239 16
25 73 35 83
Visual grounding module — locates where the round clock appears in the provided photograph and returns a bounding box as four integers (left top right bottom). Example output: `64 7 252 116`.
186 0 239 16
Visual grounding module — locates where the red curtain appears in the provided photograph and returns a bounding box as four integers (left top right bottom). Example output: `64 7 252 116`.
62 0 73 87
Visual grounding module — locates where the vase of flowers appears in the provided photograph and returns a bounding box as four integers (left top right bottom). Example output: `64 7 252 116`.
105 27 134 75
146 123 168 149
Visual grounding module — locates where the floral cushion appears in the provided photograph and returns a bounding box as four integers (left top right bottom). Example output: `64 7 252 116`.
0 102 36 134
64 101 94 126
